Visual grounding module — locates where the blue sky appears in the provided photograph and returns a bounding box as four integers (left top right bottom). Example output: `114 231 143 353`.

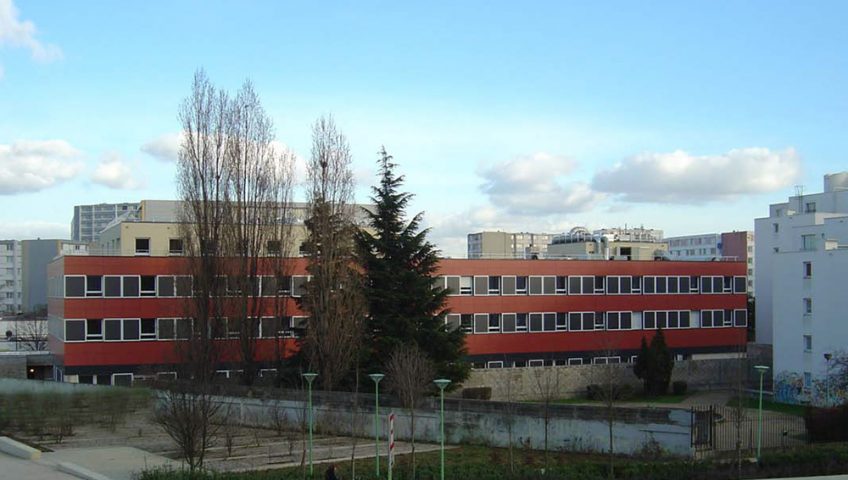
1 1 846 255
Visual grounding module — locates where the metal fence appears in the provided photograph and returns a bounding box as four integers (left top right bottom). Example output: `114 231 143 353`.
691 405 807 459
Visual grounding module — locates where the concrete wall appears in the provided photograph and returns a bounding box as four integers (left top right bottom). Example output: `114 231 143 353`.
209 391 693 456
461 358 759 402
0 356 26 379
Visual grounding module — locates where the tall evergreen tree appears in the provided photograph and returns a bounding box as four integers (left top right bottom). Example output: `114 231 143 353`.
357 148 469 384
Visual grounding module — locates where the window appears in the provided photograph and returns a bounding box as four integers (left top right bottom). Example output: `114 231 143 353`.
65 320 85 341
803 335 812 352
141 318 156 340
459 276 472 295
460 314 473 333
488 313 501 333
803 298 812 314
65 276 86 297
292 275 309 297
568 312 595 331
473 314 489 334
140 276 156 297
607 276 632 294
567 358 584 366
803 261 812 278
135 238 150 255
529 313 543 332
169 238 184 255
445 314 461 332
606 312 632 330
516 313 528 332
85 275 103 297
123 276 140 297
105 319 122 340
555 313 568 331
500 313 516 333
528 359 545 367
266 240 281 255
543 313 557 331
568 276 595 295
643 276 655 294
104 276 122 297
501 276 516 295
733 310 747 327
123 319 140 340
700 310 725 328
112 373 133 387
555 276 567 294
86 319 103 340
805 202 816 213
488 276 501 295
158 276 175 297
802 234 817 251
804 372 812 390
487 361 504 369
515 276 528 294
734 276 747 293
529 276 544 295
474 276 489 296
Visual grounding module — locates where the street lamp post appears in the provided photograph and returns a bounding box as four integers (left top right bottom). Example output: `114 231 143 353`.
824 353 833 407
754 365 770 461
302 372 318 476
369 373 385 478
433 379 451 480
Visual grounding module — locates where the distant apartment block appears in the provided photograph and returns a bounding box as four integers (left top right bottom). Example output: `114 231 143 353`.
467 231 554 259
547 227 667 260
71 202 140 243
0 240 23 315
666 231 755 294
22 239 88 312
756 172 848 402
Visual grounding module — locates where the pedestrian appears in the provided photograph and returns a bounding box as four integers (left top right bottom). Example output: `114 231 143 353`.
325 463 340 480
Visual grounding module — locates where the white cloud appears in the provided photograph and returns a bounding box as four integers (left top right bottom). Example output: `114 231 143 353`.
140 132 182 162
91 153 143 190
592 147 801 203
479 152 604 215
0 220 68 239
0 139 83 194
0 0 62 75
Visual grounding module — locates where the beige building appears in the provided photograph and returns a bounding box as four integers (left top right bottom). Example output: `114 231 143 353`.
546 227 667 260
92 199 373 257
467 231 554 259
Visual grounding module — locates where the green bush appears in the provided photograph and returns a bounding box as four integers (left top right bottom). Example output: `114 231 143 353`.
805 405 848 443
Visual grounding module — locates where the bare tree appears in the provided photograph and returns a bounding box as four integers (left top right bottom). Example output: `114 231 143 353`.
153 385 222 472
300 115 365 391
15 318 48 351
502 359 518 474
589 338 628 480
532 361 560 474
385 343 436 479
176 69 230 382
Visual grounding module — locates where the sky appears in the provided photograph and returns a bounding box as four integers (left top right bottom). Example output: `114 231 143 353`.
0 1 846 256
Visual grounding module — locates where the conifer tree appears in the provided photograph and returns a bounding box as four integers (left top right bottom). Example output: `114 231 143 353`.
357 147 469 384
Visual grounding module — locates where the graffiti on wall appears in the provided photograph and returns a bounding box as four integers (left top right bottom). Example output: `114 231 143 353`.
774 370 848 406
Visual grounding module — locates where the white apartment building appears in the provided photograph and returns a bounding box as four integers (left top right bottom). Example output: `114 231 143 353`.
755 172 848 402
71 202 141 243
0 240 23 315
666 231 755 294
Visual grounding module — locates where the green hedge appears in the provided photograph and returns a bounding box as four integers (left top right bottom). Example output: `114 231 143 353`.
137 444 848 480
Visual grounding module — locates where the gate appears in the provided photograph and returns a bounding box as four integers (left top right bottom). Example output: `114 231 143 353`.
691 404 807 459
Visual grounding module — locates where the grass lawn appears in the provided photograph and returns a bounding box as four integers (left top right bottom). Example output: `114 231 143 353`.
727 396 807 417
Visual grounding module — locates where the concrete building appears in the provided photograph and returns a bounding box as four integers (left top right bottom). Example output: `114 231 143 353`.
547 227 667 260
47 253 746 384
755 172 848 403
666 231 755 294
467 231 554 259
71 202 140 243
21 239 88 312
0 240 23 315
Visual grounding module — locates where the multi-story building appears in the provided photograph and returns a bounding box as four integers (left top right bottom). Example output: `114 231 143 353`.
666 231 755 295
0 240 23 315
547 227 667 260
756 172 848 401
71 202 140 243
467 231 554 259
21 239 88 313
47 254 747 384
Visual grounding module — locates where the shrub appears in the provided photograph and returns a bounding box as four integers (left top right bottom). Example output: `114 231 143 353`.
805 404 848 442
672 381 688 396
462 387 492 400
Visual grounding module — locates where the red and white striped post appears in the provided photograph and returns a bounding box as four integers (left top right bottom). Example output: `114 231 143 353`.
388 412 395 480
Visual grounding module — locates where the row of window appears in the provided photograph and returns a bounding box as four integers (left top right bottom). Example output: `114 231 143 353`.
60 275 310 299
437 275 746 296
481 356 633 369
447 309 747 334
63 316 307 342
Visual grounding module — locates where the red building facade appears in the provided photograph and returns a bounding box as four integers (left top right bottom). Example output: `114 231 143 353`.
48 256 747 384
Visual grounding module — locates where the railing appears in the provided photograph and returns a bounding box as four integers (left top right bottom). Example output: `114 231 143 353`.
691 405 807 459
